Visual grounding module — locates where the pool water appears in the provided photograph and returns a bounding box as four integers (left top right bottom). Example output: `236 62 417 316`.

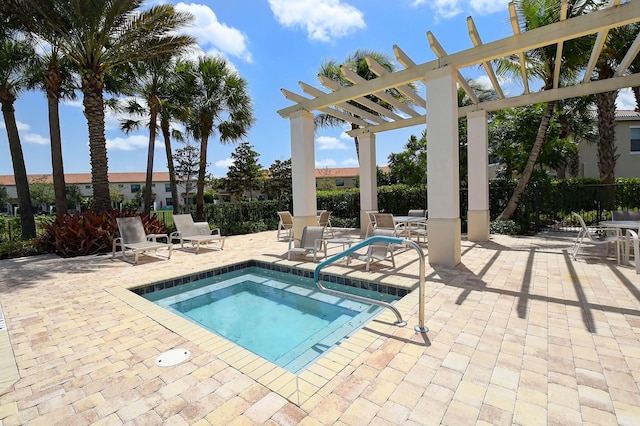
143 267 399 373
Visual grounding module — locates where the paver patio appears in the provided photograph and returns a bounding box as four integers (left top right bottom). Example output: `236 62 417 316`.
0 229 638 425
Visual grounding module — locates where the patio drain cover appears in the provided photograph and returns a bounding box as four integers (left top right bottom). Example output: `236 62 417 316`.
155 348 191 367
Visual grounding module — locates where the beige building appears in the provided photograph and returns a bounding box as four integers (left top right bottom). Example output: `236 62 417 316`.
0 167 389 213
578 109 640 178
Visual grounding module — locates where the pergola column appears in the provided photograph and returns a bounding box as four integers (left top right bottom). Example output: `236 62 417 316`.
426 67 461 267
289 110 318 240
467 110 490 242
358 133 377 236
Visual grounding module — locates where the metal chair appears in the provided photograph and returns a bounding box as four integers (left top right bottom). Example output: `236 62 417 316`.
571 212 622 263
277 211 294 240
287 226 326 261
317 210 334 237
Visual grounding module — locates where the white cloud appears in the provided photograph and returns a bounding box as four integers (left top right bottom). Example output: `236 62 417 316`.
106 135 149 151
24 133 49 145
175 3 253 62
214 158 234 171
341 158 359 166
316 135 349 150
412 0 509 19
315 158 337 167
616 88 636 110
268 0 366 42
0 120 30 131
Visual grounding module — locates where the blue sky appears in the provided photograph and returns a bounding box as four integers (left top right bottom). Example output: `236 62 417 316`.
0 0 636 177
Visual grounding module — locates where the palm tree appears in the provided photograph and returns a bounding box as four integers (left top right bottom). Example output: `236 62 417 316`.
120 55 181 214
179 56 255 221
0 33 36 237
28 45 77 217
11 0 195 212
316 49 414 163
591 22 640 208
496 0 595 220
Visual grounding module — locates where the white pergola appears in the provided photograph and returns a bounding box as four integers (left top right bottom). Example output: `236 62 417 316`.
277 0 640 267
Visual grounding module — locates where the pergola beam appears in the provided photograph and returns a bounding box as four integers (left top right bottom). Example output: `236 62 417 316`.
318 75 406 121
467 17 505 99
552 0 568 89
346 72 640 136
299 81 387 125
583 0 621 83
365 56 426 108
339 65 421 117
278 0 640 119
616 31 640 77
281 88 370 127
427 32 479 105
508 2 530 94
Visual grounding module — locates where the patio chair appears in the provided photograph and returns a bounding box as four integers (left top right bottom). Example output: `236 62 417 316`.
347 228 396 271
112 216 172 265
611 210 640 221
571 212 622 263
407 209 428 243
364 210 378 238
374 213 403 237
626 229 639 274
287 226 326 261
277 211 294 240
170 214 225 254
317 210 334 237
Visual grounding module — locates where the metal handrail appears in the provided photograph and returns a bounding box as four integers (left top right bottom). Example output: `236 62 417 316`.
314 235 428 332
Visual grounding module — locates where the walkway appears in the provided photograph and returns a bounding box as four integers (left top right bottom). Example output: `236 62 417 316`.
0 230 638 425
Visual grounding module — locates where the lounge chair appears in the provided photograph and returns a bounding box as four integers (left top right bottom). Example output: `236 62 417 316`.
112 216 172 264
347 228 396 271
317 210 334 237
571 212 622 263
287 225 326 261
277 211 294 240
170 214 225 253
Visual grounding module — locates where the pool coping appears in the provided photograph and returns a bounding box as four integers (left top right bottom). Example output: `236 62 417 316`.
111 259 419 405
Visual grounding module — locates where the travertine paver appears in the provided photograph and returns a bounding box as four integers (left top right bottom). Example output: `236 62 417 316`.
0 229 638 425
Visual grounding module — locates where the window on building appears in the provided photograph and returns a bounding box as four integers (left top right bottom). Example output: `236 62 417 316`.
117 184 124 189
151 183 155 187
130 184 141 193
165 183 171 192
85 185 91 189
335 178 345 187
165 198 173 206
631 127 640 153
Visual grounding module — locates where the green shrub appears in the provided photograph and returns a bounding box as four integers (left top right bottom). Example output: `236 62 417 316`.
0 239 44 259
490 220 519 235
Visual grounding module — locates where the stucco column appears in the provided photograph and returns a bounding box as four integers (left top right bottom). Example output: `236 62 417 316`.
467 110 490 242
290 110 318 240
358 132 377 236
426 67 461 267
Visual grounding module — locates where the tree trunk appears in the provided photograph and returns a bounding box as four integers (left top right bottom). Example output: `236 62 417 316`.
499 100 555 220
45 66 68 217
81 75 111 212
143 96 159 214
596 89 618 210
0 93 36 238
196 130 210 221
160 116 180 213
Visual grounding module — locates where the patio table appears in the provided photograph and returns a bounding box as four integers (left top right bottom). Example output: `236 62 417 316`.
599 220 640 265
393 216 428 240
